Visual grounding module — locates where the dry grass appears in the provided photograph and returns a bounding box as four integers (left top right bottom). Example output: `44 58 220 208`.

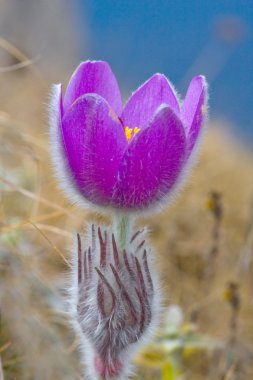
1 60 253 380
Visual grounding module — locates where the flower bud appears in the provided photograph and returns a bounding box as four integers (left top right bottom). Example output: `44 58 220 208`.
69 224 161 379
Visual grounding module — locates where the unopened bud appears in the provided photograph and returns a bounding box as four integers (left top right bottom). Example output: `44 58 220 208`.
69 224 161 379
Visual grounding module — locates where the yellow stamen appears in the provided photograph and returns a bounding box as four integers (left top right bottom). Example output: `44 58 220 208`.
124 126 140 142
134 127 140 136
125 126 133 142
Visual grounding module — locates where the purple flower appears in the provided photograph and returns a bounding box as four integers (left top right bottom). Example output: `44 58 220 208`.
50 61 207 211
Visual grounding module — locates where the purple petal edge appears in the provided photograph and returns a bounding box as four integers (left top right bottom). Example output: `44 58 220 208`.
112 105 186 209
181 75 208 156
61 93 127 206
63 61 122 115
121 73 180 131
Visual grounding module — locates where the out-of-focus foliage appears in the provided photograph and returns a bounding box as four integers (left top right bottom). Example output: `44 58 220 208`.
135 305 221 379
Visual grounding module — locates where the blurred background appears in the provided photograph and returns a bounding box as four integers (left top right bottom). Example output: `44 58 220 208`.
1 0 253 140
1 0 253 379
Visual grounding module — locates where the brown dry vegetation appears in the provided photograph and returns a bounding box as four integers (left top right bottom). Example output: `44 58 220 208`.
1 46 253 380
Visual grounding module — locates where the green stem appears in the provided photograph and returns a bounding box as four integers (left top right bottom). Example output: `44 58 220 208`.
112 213 132 251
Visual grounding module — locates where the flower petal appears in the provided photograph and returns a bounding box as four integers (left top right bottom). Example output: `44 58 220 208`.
50 83 85 206
121 74 180 131
61 94 127 206
63 61 122 115
113 105 186 209
181 75 208 156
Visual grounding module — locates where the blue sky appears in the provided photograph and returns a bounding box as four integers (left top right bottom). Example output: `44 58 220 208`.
74 0 253 141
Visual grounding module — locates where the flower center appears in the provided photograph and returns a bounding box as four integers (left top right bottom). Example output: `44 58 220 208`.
124 126 140 142
117 117 140 143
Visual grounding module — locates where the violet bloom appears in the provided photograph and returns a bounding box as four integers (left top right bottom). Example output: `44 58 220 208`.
50 61 207 211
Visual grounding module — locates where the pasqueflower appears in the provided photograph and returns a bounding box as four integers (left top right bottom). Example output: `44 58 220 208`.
50 60 207 211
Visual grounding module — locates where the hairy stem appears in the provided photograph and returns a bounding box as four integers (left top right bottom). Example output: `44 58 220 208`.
112 213 133 251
